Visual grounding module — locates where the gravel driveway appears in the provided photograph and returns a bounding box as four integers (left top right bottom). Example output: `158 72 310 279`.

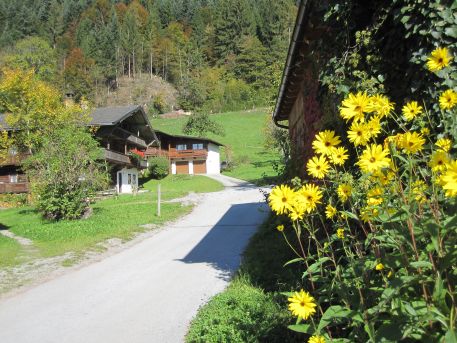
0 175 269 343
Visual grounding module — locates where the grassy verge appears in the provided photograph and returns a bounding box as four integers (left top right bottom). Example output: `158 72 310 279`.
0 175 223 262
141 174 224 200
186 216 304 342
0 235 25 268
153 109 281 184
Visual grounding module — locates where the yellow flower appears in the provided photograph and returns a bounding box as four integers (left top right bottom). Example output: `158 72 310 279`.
307 155 330 179
289 200 307 221
325 204 337 219
412 179 427 203
276 224 284 232
441 160 457 197
367 94 394 118
375 263 384 271
288 290 317 320
398 132 425 154
360 206 379 222
312 130 341 156
357 144 391 173
337 184 352 202
436 138 452 152
387 270 393 278
367 186 383 206
429 150 450 172
347 121 370 146
426 47 452 72
336 228 345 239
402 101 423 121
371 170 394 186
309 335 326 343
339 92 370 122
420 127 430 136
329 146 349 166
439 89 457 110
268 185 295 215
297 184 323 213
366 116 382 140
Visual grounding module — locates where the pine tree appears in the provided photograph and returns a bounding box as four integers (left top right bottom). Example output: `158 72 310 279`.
213 0 256 62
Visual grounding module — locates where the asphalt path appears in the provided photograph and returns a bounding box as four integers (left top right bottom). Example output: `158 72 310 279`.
0 175 269 343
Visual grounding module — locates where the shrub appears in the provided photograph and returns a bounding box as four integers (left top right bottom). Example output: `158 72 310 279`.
147 156 169 179
23 125 108 220
0 193 28 208
186 277 293 343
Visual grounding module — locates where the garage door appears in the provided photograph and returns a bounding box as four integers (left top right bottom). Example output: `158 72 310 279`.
193 160 206 174
176 161 189 174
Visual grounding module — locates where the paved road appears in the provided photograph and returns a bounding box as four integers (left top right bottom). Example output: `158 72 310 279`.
0 175 269 343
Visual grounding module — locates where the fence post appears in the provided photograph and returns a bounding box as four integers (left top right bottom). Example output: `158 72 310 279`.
157 183 161 217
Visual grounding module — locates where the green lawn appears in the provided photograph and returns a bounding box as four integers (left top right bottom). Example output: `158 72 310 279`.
0 235 24 268
152 109 280 184
0 175 223 264
142 174 224 200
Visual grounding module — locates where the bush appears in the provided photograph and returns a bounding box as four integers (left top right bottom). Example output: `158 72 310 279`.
186 277 293 343
23 125 108 220
147 156 169 179
0 193 28 208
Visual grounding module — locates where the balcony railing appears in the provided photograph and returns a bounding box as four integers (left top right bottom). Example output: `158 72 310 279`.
0 153 31 166
0 182 29 193
103 149 132 165
168 149 208 159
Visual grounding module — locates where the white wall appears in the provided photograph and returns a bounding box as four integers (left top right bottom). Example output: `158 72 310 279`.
188 160 194 174
171 161 176 175
117 167 139 194
206 143 220 174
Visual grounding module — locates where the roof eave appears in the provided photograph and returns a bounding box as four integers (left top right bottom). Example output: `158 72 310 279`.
272 0 312 127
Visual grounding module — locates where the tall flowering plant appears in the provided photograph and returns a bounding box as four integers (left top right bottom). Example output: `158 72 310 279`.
270 47 457 342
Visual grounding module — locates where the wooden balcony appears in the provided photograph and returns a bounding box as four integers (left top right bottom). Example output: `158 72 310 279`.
103 149 132 165
0 153 30 166
168 149 208 159
0 182 29 193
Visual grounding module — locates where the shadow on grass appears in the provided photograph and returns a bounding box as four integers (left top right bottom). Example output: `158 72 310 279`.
18 208 38 215
178 201 269 281
0 223 11 231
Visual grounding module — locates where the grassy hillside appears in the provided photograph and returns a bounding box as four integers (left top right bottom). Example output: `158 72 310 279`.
151 109 280 184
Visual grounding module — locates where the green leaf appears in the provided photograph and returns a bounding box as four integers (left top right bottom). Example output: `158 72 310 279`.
283 257 304 267
410 261 433 270
340 210 359 220
445 329 457 343
302 257 331 277
376 322 404 341
288 324 313 334
317 305 363 331
445 26 457 38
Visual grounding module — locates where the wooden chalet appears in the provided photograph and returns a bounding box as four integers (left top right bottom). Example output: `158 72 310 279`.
145 130 223 175
0 105 158 194
272 0 328 170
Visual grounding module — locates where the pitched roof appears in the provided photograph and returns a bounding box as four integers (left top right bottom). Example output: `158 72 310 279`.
89 105 142 125
272 0 312 126
155 130 224 146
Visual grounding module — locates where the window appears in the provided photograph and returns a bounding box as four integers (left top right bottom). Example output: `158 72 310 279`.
132 174 137 185
128 174 132 185
176 144 187 151
192 143 204 150
10 174 18 183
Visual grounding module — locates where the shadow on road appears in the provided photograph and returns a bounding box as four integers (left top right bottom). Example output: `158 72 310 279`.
178 202 269 281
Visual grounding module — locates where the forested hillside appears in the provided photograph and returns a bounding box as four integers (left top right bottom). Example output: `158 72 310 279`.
0 0 296 113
